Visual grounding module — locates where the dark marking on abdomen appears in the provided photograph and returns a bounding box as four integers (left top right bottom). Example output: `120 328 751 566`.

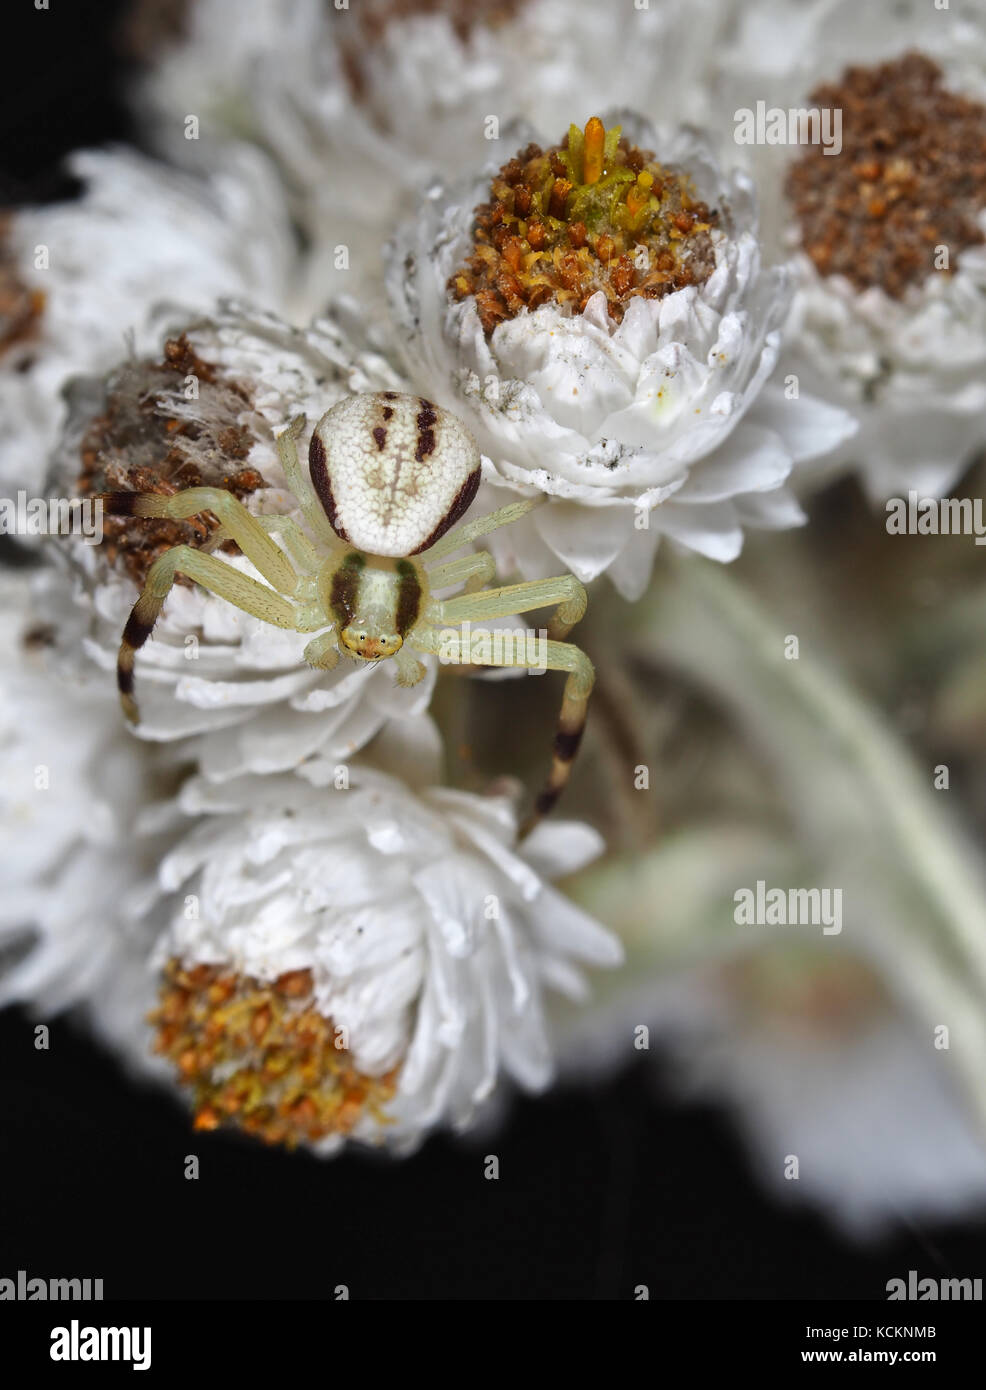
310 428 350 541
410 466 481 554
415 400 438 463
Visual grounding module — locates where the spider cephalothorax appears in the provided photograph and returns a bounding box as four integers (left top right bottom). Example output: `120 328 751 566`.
99 391 594 832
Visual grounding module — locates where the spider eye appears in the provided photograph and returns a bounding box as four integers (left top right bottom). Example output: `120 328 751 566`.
340 626 402 660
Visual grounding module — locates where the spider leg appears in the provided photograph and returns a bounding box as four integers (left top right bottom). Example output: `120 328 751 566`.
99 488 298 594
117 545 298 724
417 496 543 564
249 515 322 573
424 550 497 594
302 629 340 671
275 416 341 549
433 574 587 641
409 625 594 835
394 646 427 687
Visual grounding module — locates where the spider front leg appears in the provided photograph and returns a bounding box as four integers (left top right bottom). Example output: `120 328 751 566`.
99 487 298 595
410 617 594 836
116 545 300 723
434 573 588 642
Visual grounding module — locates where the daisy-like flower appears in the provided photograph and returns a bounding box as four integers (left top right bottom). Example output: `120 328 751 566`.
128 0 729 310
718 0 986 499
0 145 295 496
386 113 854 597
49 301 438 776
142 753 621 1152
0 565 169 1062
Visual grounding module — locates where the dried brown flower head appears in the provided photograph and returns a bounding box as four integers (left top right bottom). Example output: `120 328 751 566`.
786 53 986 297
75 335 265 589
0 216 45 362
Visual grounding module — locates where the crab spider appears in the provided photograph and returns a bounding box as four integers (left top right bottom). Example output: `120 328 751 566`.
99 392 594 833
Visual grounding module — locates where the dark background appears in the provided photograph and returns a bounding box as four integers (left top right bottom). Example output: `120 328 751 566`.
2 0 985 1302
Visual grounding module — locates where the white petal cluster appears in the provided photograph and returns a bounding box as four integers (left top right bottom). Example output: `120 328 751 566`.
0 147 295 495
144 757 621 1151
717 0 986 498
132 0 730 309
0 568 167 1058
388 114 854 596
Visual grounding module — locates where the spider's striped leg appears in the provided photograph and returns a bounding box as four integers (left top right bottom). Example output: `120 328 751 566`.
117 546 298 723
98 488 298 594
524 641 594 832
410 625 594 836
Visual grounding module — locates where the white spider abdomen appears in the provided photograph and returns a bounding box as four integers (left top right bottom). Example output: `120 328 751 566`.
309 392 481 556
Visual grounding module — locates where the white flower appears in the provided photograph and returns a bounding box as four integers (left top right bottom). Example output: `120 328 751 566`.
565 946 986 1238
716 0 986 499
131 0 730 310
386 111 854 596
672 992 986 1238
141 753 621 1152
50 301 439 776
0 146 296 496
0 566 168 1064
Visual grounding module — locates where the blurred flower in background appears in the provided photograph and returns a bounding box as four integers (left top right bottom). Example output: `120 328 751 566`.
715 0 986 499
125 0 731 308
1 0 985 1244
0 147 296 498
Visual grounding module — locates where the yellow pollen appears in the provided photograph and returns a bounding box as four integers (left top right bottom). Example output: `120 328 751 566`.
150 959 399 1149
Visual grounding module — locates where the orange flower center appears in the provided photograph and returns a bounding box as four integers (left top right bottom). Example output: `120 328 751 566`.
449 117 719 335
151 959 399 1149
